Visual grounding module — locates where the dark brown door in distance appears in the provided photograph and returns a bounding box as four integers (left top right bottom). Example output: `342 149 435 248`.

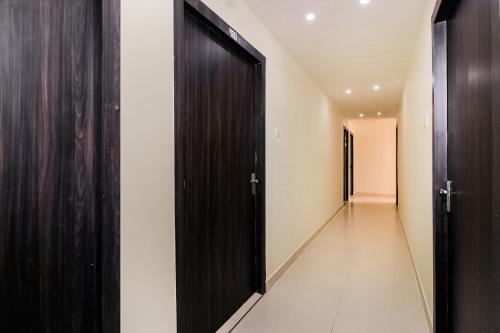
0 2 120 333
343 128 349 201
446 0 497 331
176 6 259 333
350 133 354 196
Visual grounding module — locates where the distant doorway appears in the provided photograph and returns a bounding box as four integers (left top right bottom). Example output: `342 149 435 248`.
343 128 349 201
350 132 354 196
396 126 398 206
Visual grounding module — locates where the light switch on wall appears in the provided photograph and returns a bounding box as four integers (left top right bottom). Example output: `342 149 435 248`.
274 127 281 138
425 114 430 128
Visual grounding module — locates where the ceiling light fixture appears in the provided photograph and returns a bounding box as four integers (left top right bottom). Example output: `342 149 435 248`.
359 114 365 118
377 112 382 116
373 85 381 91
360 0 371 5
305 13 316 21
346 89 352 95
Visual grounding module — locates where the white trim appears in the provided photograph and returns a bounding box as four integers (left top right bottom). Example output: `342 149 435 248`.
398 210 433 333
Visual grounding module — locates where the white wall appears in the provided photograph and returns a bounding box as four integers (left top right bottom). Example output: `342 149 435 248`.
121 0 345 331
397 0 436 325
348 119 397 196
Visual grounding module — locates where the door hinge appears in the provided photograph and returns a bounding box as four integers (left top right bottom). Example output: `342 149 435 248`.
439 180 453 213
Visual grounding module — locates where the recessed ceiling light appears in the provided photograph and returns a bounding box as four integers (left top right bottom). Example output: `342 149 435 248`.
346 89 352 95
377 112 382 116
373 85 381 91
360 0 371 5
305 13 316 21
359 114 365 118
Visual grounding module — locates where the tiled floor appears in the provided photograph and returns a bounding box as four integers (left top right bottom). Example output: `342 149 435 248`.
232 200 429 333
349 194 397 204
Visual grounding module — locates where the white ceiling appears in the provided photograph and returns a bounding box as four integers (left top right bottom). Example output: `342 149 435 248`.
243 0 428 118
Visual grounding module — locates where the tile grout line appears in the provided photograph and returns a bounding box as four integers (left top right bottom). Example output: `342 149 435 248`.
328 271 351 333
329 203 368 333
228 294 265 333
232 205 348 332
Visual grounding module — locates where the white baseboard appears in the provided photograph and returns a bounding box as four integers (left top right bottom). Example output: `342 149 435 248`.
354 192 396 197
398 210 433 333
265 203 346 291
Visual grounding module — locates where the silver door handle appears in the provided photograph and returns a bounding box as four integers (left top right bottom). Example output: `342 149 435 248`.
250 173 259 184
439 181 452 213
250 173 259 195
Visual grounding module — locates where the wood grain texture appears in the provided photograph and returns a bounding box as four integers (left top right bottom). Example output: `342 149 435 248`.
432 21 450 333
178 9 255 332
0 1 120 332
433 0 500 331
343 128 348 201
183 0 264 63
491 0 500 331
101 0 120 331
447 0 493 331
174 0 266 332
253 60 266 294
350 133 354 196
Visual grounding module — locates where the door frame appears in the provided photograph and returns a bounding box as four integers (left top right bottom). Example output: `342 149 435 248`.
343 127 349 201
350 132 354 196
173 0 267 302
432 2 454 331
396 126 398 206
101 1 121 331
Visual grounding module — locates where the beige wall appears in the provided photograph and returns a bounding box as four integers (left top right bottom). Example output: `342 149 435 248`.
397 0 436 325
348 119 397 196
121 0 177 331
121 0 345 331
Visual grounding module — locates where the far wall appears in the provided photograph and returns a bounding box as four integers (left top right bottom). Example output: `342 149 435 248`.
348 119 397 196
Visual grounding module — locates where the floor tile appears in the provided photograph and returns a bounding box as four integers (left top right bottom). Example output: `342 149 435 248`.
233 293 336 333
232 196 429 333
270 263 347 311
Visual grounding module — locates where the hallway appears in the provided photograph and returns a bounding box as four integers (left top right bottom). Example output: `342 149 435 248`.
3 0 499 332
233 201 428 333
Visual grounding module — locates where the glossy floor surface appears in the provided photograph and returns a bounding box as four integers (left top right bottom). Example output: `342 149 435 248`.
232 201 429 333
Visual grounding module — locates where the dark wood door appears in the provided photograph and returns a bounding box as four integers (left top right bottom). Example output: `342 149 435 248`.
443 0 497 331
395 127 398 205
343 128 349 201
492 0 500 330
175 2 265 332
0 1 120 333
350 133 354 196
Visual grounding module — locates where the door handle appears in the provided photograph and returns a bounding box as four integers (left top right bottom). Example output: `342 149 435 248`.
439 180 452 213
250 173 259 184
250 173 259 195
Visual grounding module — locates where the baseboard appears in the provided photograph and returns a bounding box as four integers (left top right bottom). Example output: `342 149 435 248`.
398 210 433 333
354 192 396 197
265 203 346 291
